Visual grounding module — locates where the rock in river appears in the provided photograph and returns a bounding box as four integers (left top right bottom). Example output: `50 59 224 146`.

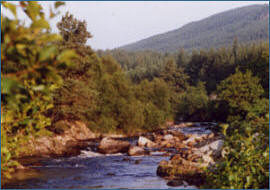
98 137 130 154
23 120 96 157
198 139 224 158
163 134 174 141
138 136 156 148
128 146 147 156
167 179 183 187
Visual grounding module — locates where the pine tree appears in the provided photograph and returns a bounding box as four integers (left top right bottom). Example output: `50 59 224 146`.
57 12 96 79
57 12 92 56
161 59 189 92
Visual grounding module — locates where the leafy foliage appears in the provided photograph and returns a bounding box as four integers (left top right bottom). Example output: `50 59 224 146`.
204 71 269 189
1 1 77 178
53 13 172 134
1 1 76 177
216 70 265 124
177 82 211 121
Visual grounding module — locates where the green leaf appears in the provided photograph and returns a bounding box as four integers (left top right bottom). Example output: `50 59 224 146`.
31 19 50 30
39 34 62 43
245 176 252 188
1 77 18 94
54 1 65 9
57 50 78 66
39 45 57 62
19 118 31 126
251 166 256 173
26 1 41 21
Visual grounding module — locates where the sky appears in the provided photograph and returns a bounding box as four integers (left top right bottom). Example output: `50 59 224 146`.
3 1 269 50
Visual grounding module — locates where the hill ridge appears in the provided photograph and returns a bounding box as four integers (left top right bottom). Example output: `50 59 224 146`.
118 4 269 52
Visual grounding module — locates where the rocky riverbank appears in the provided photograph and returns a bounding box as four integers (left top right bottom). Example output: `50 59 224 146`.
20 121 97 157
8 121 223 188
19 120 173 158
75 122 224 187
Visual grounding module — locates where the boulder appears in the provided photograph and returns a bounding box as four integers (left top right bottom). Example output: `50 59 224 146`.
80 150 103 157
183 134 207 145
128 146 147 156
170 131 187 141
176 143 188 150
157 156 206 179
202 154 215 165
100 134 125 138
23 120 96 157
167 180 183 187
156 160 170 177
198 139 224 158
138 136 156 148
187 154 200 162
98 137 130 154
64 121 96 140
163 134 174 141
207 133 215 139
187 141 195 147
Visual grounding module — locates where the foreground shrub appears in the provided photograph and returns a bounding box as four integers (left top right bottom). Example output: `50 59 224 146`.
1 2 76 178
204 70 269 189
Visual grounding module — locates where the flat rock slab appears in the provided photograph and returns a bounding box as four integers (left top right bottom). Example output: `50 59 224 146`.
98 137 130 154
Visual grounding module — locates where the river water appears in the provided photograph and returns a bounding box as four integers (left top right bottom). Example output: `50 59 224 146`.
5 154 195 189
4 123 214 189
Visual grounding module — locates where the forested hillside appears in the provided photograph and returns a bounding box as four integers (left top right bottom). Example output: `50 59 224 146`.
119 4 269 52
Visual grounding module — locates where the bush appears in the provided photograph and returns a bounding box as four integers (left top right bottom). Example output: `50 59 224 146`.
215 70 264 126
177 82 211 121
143 103 166 131
204 113 269 189
1 2 76 178
204 70 269 189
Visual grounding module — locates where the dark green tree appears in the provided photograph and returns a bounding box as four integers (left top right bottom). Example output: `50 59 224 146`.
52 13 101 126
216 70 265 123
160 59 189 93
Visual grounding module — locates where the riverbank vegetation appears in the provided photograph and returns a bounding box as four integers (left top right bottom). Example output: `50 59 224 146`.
1 2 269 188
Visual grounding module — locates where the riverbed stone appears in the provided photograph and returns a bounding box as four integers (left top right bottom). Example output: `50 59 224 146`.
170 131 187 141
98 137 130 154
138 136 156 148
167 179 183 187
183 134 208 146
198 139 224 158
157 156 205 178
207 133 215 139
202 154 215 165
128 146 147 156
80 150 103 157
163 134 174 141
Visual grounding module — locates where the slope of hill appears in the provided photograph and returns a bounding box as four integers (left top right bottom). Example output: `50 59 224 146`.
119 4 269 52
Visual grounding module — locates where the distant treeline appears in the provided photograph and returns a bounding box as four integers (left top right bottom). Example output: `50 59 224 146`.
119 4 269 53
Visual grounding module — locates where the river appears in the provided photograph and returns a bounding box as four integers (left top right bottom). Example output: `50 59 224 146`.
4 123 214 189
